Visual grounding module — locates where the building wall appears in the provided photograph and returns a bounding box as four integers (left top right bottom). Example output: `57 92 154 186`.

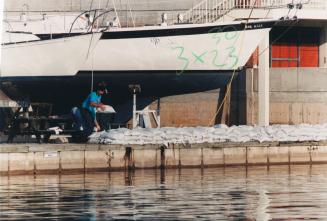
319 24 327 68
4 0 196 26
245 68 327 125
126 89 221 128
4 0 195 11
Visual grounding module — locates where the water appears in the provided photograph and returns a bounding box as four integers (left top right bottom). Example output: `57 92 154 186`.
1 165 327 220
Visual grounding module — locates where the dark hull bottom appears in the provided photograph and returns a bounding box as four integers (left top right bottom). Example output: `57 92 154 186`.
1 70 240 123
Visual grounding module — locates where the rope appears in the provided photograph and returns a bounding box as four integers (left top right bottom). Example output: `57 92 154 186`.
208 0 259 126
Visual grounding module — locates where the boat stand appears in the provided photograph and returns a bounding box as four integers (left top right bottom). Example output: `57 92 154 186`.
4 103 79 143
129 84 160 129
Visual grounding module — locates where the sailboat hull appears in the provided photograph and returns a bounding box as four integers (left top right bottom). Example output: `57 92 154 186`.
0 70 238 118
0 20 273 121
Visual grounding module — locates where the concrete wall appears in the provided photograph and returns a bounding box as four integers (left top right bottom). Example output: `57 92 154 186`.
123 72 248 127
320 24 327 68
245 68 327 125
146 90 221 127
4 0 195 11
4 0 196 25
2 141 327 175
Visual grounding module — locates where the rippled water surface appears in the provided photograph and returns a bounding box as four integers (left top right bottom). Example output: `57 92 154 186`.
1 165 327 220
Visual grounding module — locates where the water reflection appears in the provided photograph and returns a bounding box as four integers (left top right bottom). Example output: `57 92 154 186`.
1 165 327 220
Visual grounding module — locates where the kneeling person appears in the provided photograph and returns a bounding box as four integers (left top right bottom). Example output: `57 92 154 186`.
81 83 107 136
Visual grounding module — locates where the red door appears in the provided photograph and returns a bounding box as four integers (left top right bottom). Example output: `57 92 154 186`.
300 45 319 67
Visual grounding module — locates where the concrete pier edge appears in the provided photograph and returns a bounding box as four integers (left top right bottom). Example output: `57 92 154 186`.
1 141 327 175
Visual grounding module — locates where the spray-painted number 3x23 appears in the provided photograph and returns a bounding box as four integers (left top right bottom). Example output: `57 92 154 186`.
172 27 240 74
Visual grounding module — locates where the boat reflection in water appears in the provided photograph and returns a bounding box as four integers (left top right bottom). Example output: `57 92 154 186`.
1 165 327 220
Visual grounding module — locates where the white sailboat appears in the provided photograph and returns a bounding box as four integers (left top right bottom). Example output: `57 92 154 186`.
0 6 276 122
1 18 274 77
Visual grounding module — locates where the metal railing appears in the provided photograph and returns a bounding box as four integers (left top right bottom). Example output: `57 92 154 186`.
180 0 235 24
178 0 327 24
235 0 326 9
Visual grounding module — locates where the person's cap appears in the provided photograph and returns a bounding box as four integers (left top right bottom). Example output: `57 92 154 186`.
96 82 108 94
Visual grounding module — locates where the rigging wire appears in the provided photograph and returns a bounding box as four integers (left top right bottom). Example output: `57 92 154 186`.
112 0 121 27
91 53 94 93
89 0 95 11
97 0 101 29
86 9 114 92
258 20 300 58
127 0 135 27
258 0 302 57
0 0 4 79
285 0 295 19
100 0 111 25
88 0 95 92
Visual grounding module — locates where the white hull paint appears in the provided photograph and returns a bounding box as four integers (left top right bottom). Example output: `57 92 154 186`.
85 29 268 71
82 22 271 72
1 33 101 77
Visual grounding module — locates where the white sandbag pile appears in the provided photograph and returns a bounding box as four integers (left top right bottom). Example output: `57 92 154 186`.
88 124 327 145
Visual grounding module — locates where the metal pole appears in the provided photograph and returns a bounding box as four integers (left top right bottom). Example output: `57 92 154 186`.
157 98 160 128
0 0 4 76
132 90 137 128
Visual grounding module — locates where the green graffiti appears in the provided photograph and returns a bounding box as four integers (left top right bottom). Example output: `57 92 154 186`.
211 50 226 68
172 46 189 75
192 51 207 64
171 27 241 73
210 31 222 45
225 31 239 45
225 31 238 40
226 46 239 69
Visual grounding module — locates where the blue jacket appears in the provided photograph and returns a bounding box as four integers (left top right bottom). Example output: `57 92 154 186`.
82 92 101 119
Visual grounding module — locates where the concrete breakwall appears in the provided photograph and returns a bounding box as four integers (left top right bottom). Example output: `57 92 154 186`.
2 141 327 175
245 68 327 125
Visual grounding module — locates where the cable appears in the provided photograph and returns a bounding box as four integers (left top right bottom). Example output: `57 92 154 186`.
262 0 276 19
258 0 303 57
258 19 300 57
